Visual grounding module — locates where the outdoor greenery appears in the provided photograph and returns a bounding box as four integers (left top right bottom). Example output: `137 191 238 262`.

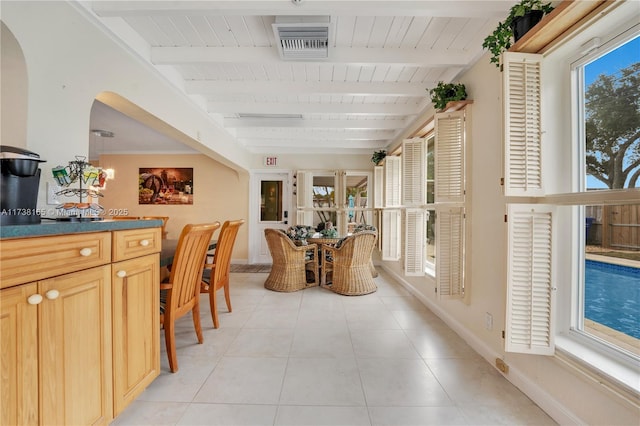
586 62 640 188
428 82 467 110
482 0 554 67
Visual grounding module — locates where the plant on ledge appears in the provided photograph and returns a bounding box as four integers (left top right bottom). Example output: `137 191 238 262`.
482 0 554 68
428 82 467 110
371 149 387 166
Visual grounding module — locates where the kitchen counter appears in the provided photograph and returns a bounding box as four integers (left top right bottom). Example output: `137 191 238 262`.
0 219 163 239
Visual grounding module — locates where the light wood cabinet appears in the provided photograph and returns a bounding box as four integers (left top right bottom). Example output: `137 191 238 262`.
0 226 161 425
0 266 112 426
112 253 160 415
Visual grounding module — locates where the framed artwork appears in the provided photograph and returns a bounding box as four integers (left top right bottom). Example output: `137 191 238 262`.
139 167 193 205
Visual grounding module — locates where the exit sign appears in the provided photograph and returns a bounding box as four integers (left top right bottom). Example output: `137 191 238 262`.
263 156 278 166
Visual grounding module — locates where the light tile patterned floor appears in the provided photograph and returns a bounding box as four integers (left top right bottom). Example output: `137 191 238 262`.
111 270 556 426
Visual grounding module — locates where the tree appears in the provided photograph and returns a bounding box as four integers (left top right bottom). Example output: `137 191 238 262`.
585 62 640 189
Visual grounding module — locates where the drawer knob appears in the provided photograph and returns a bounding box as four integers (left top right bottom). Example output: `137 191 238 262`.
28 294 43 305
140 239 150 247
79 247 93 257
116 270 127 278
45 290 60 300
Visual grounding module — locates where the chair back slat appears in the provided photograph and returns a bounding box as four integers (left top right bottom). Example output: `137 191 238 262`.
168 223 220 316
211 219 244 287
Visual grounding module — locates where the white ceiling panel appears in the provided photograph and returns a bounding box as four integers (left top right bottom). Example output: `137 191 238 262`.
85 0 514 156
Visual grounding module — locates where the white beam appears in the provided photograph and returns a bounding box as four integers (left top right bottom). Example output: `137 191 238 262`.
234 128 394 139
92 1 510 18
208 101 419 115
187 80 431 97
151 46 471 67
238 138 388 149
224 117 408 129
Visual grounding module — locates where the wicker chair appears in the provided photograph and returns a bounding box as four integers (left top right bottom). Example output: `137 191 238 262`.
321 230 378 296
264 228 318 292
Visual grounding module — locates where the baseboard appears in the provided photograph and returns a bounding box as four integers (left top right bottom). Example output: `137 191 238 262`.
379 264 582 425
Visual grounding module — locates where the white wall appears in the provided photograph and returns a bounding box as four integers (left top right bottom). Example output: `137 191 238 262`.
1 1 252 209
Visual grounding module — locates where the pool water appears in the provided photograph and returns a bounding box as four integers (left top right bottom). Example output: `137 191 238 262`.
585 260 640 339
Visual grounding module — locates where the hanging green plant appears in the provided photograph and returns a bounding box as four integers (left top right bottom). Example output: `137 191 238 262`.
371 150 387 166
482 0 554 68
428 82 467 110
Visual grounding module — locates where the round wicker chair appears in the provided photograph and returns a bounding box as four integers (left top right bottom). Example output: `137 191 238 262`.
264 228 318 292
321 230 378 296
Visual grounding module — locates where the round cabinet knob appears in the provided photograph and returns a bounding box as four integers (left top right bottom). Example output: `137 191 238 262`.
140 239 150 247
45 289 60 300
27 294 43 305
116 270 127 278
79 247 92 257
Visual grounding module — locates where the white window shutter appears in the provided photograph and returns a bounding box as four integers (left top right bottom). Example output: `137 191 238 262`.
384 156 402 207
436 207 464 298
405 208 426 276
296 210 314 226
503 52 544 196
296 171 313 209
435 111 465 203
506 204 555 355
381 209 401 261
374 166 384 208
402 138 427 206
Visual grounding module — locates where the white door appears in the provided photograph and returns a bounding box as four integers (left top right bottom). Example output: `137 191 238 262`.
250 172 291 264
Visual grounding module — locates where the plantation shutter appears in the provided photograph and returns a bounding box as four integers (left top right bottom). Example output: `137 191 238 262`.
296 171 313 209
384 156 402 207
405 208 426 276
506 204 555 355
435 111 465 203
436 207 464 298
381 209 401 261
373 166 383 209
503 52 544 196
402 138 427 206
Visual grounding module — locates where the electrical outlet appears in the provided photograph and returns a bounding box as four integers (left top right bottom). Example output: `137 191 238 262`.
495 358 509 374
485 312 493 330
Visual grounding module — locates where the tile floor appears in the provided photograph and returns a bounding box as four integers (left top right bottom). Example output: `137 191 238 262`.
112 270 556 426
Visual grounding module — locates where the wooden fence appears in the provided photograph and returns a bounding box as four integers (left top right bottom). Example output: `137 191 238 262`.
586 204 640 250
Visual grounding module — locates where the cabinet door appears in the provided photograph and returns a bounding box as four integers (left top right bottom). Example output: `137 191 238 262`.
0 283 39 426
112 254 160 415
39 266 112 426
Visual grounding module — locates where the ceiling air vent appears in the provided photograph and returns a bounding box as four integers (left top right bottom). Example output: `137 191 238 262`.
272 16 331 60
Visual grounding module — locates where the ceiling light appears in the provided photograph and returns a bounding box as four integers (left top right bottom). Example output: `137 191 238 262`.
90 129 115 138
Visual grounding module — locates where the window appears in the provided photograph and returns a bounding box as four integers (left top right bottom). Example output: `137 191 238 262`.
573 33 639 358
504 6 639 391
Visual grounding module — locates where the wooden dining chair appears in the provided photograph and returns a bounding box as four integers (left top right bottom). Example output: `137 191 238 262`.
142 216 169 239
160 222 220 372
200 219 245 328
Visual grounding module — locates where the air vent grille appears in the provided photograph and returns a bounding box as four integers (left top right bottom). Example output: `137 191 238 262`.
273 16 331 60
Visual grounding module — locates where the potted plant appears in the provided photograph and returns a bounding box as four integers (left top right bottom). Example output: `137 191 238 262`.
371 149 387 166
428 82 467 110
482 0 554 68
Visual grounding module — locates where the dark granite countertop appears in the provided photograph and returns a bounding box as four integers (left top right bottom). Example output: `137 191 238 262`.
0 219 163 240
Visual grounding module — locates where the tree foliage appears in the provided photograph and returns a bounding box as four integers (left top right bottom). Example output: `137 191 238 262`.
585 62 640 189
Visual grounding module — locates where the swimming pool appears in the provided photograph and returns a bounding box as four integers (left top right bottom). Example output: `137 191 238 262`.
585 260 640 339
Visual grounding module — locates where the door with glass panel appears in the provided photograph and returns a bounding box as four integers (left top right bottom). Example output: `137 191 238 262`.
251 172 291 264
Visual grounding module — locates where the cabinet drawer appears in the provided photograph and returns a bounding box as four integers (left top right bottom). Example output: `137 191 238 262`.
0 232 111 289
112 228 161 262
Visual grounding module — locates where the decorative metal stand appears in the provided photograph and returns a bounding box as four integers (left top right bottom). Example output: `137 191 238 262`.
54 156 105 221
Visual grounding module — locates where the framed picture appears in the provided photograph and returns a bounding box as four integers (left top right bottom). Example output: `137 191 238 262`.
139 167 193 205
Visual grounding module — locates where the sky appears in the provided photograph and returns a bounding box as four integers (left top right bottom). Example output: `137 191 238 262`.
584 36 639 189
